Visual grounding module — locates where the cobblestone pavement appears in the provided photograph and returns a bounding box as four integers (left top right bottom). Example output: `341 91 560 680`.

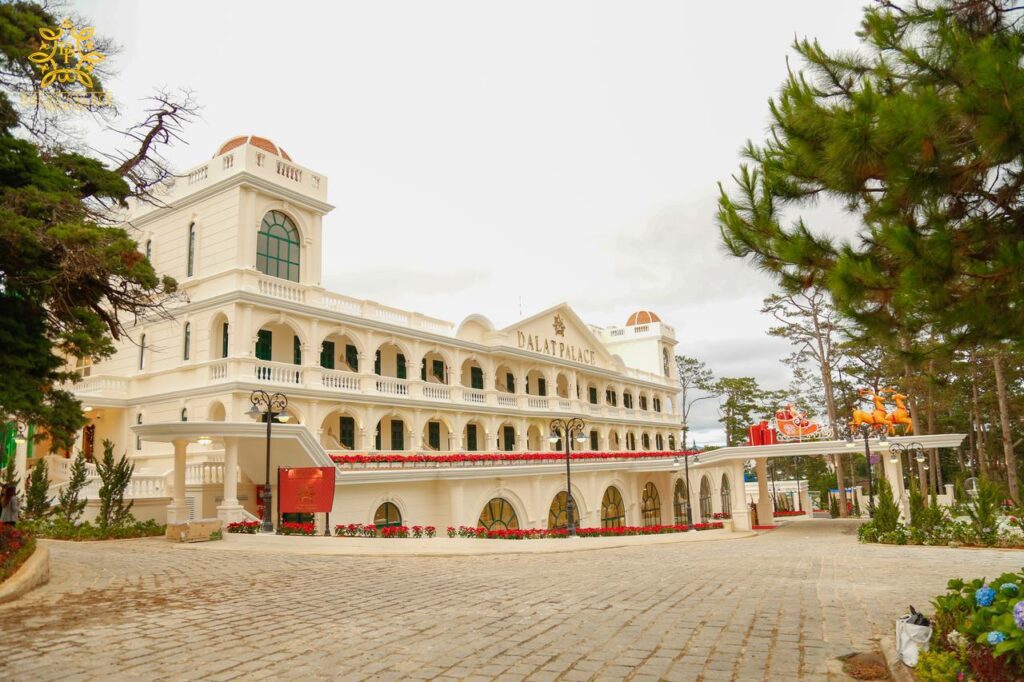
1 521 1021 681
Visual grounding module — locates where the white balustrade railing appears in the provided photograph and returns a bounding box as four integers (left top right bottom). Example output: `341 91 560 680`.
375 377 409 396
374 307 410 325
321 369 360 391
558 399 572 410
463 389 486 404
276 160 303 183
255 361 302 385
320 293 362 315
185 462 230 485
78 474 167 499
422 384 451 400
188 166 208 185
209 360 228 380
527 397 549 409
72 375 128 394
497 394 517 408
257 277 304 302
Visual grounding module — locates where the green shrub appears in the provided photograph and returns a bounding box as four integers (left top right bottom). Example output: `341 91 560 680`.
18 517 164 541
963 479 1002 547
915 650 965 681
23 459 52 519
56 452 88 522
95 440 135 530
857 519 879 543
874 477 900 533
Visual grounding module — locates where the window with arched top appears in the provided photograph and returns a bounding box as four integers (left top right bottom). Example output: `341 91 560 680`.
601 487 626 528
641 482 661 526
478 497 519 531
373 502 402 528
139 334 146 370
669 435 676 450
186 222 196 277
183 322 191 360
699 476 713 523
180 408 188 422
720 474 732 516
674 479 688 524
256 210 301 282
547 491 580 530
135 413 143 450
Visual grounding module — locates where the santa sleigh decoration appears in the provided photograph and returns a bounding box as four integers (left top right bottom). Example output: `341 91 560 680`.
770 403 830 442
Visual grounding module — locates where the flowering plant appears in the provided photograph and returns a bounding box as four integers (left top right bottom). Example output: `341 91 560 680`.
446 523 723 539
0 525 36 582
226 521 260 534
331 450 702 467
712 512 731 519
278 522 315 536
926 569 1024 678
772 510 805 517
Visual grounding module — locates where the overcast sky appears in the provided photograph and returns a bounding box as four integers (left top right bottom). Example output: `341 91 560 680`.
74 0 867 445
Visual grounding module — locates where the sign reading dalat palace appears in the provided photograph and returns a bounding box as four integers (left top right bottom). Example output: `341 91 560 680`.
57 135 707 535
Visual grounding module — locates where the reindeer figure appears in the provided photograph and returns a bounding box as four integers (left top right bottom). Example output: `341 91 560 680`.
886 389 913 435
850 388 892 433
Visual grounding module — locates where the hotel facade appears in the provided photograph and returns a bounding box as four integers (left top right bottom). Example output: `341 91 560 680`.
53 136 754 533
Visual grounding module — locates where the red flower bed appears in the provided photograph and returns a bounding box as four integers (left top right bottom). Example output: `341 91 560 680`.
333 524 437 538
712 512 731 519
278 522 315 536
0 525 36 582
330 450 701 466
226 521 260 534
443 522 723 539
773 510 806 517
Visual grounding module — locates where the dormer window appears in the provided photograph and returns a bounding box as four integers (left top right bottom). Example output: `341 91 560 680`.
257 210 300 282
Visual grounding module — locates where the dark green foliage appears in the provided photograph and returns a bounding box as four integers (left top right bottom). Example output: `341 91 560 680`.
55 451 87 522
18 517 163 540
829 494 840 518
713 377 785 447
874 477 901 533
718 1 1024 347
963 478 1003 546
95 440 134 529
22 458 50 519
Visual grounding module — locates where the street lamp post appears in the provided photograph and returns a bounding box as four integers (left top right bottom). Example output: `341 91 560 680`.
549 417 588 537
845 423 886 516
247 390 289 533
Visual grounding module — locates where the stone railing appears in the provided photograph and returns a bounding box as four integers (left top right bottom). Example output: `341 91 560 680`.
186 462 238 485
321 369 360 391
71 375 129 396
254 361 303 385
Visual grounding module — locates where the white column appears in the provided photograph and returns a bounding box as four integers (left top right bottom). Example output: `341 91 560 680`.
755 457 773 527
882 446 909 521
167 439 189 524
217 437 243 524
730 460 752 531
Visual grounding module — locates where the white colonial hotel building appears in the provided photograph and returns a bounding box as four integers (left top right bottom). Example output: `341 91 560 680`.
56 135 754 533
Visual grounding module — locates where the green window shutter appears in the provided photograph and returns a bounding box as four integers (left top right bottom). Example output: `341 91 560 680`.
538 378 546 396
590 432 598 450
428 422 440 449
346 344 358 371
222 322 229 358
320 341 335 369
525 378 530 393
255 329 272 361
507 373 515 392
466 424 477 451
293 336 302 365
470 366 483 390
397 354 407 379
187 222 195 277
183 323 190 360
503 426 515 451
391 420 404 450
432 359 444 381
421 358 427 381
374 350 381 375
375 425 381 450
339 417 355 449
589 387 598 404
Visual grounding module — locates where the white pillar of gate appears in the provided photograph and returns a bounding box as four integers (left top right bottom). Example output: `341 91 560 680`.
167 439 189 523
217 437 244 524
881 445 910 521
755 457 773 527
729 459 752 531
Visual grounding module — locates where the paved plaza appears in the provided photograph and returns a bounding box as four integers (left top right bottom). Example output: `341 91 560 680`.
1 520 1021 681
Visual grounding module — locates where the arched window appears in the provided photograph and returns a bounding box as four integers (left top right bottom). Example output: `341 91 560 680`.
478 498 519 530
641 433 651 450
186 222 196 277
547 491 580 530
656 434 664 450
257 210 301 282
720 474 732 517
135 413 142 450
641 482 661 526
674 479 689 525
669 435 676 450
139 334 146 370
144 239 152 260
183 322 191 360
626 432 636 451
373 502 402 528
601 487 626 528
663 348 671 376
180 408 188 422
699 476 713 523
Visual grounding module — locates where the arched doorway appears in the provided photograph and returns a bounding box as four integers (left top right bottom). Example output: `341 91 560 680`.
601 487 626 528
720 474 732 517
547 491 580 530
478 498 519 530
699 476 713 523
641 482 661 526
373 502 402 528
673 479 689 525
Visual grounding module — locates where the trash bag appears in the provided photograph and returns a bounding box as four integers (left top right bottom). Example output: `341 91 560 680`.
896 606 933 667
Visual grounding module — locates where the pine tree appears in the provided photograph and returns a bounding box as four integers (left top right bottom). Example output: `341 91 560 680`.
2 457 17 493
95 440 134 529
23 458 51 519
874 478 901 534
56 452 88 523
